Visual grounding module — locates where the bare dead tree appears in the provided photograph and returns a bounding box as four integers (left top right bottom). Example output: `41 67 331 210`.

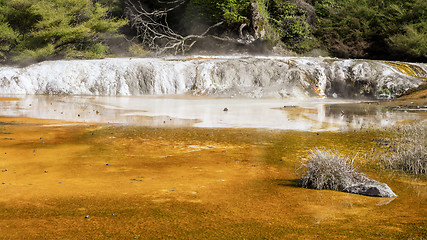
125 0 255 55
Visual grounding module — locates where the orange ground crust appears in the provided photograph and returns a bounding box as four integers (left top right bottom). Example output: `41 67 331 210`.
0 117 425 239
0 97 20 101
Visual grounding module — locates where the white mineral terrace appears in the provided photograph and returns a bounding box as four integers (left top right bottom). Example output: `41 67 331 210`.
1 56 425 98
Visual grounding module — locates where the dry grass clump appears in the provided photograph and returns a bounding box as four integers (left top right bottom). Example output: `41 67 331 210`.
380 123 426 176
298 149 371 190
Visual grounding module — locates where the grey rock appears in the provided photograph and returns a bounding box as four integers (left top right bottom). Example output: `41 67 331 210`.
344 180 397 197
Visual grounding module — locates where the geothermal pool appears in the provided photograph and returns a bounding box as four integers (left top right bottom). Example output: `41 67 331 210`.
0 95 424 131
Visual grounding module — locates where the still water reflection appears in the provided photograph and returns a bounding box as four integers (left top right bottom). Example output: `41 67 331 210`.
0 95 424 130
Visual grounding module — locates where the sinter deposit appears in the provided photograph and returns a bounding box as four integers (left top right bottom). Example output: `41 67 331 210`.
1 56 425 98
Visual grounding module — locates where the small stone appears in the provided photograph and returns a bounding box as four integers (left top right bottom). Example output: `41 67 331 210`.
106 163 110 166
85 215 90 219
44 170 48 173
2 182 5 184
223 107 228 111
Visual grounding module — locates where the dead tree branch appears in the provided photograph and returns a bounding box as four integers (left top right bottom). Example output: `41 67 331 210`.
125 0 253 54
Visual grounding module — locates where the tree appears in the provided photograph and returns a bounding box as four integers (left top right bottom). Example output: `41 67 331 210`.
0 0 127 63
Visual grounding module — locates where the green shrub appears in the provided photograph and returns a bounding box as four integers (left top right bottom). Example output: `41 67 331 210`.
267 0 311 52
12 43 55 62
218 0 251 24
128 43 149 57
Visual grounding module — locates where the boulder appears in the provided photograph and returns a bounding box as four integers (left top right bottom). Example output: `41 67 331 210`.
344 180 397 197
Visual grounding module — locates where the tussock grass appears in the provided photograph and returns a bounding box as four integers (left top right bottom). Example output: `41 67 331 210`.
298 149 371 190
379 123 426 176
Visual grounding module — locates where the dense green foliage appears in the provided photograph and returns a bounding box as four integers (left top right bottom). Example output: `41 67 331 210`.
267 0 311 51
0 0 126 63
313 0 426 60
0 0 425 62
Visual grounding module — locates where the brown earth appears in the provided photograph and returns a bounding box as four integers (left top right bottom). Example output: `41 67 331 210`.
0 116 425 239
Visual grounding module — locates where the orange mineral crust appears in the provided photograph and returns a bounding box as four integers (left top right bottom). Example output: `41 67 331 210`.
0 117 425 239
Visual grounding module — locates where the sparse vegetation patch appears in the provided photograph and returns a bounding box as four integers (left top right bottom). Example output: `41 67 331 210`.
298 148 397 197
378 123 426 176
299 148 368 191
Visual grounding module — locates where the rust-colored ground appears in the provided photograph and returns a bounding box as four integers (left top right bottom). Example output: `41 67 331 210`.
0 97 19 101
0 116 425 239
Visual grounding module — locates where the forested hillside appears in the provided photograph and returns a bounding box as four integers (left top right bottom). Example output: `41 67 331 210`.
1 0 425 64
